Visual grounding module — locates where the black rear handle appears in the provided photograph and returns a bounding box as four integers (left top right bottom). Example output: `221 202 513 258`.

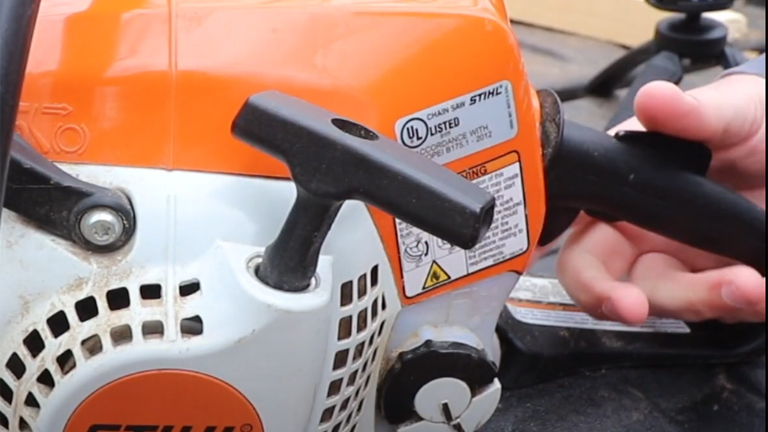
547 121 766 276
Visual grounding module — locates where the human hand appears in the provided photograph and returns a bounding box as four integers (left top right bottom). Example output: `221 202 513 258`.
556 74 766 325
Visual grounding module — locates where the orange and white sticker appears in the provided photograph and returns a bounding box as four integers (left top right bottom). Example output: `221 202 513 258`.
395 152 530 298
508 276 691 333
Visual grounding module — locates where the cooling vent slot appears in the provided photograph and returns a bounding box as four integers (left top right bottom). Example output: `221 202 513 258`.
0 279 203 432
318 265 388 432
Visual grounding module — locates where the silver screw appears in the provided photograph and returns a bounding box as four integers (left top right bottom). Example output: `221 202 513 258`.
79 208 125 247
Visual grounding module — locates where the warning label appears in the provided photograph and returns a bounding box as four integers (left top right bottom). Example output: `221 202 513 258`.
396 153 529 298
424 261 452 290
507 276 691 333
395 81 519 165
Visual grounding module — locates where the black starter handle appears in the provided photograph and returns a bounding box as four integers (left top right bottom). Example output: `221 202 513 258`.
232 91 495 292
545 120 766 276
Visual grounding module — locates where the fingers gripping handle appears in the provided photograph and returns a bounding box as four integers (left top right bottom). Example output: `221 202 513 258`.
546 120 766 276
232 91 495 292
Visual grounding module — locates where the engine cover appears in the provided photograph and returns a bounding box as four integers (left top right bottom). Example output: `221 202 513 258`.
2 1 547 431
1 164 397 432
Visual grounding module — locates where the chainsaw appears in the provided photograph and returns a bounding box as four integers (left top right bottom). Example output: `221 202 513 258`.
0 1 764 432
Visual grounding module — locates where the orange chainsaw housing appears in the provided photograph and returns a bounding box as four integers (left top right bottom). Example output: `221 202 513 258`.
18 0 547 305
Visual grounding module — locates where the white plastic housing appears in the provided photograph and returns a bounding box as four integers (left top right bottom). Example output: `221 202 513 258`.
0 163 516 432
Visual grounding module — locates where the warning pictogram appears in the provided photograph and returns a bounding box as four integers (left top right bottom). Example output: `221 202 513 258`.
422 261 452 291
395 152 530 299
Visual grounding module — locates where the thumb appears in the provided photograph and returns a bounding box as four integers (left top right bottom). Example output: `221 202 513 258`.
634 75 766 151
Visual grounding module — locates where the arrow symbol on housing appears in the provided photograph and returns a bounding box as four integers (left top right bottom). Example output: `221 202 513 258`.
41 103 73 116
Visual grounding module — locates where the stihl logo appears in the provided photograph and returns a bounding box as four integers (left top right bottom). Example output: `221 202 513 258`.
87 426 239 432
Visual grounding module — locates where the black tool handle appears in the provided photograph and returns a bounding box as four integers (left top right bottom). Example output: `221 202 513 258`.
232 91 495 292
547 121 766 276
722 45 750 70
0 0 42 222
606 51 685 131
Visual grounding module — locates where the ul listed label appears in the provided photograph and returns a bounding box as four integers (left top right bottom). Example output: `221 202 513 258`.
395 80 519 165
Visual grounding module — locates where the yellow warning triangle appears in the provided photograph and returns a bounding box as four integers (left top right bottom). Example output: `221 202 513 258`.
423 261 452 290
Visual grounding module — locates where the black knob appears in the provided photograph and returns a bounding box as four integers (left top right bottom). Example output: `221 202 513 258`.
231 91 495 292
378 340 497 426
646 0 734 14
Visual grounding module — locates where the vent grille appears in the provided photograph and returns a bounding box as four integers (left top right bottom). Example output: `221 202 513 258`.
318 265 388 432
0 280 203 432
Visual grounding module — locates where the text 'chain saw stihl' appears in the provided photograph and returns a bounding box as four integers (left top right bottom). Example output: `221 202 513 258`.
0 1 764 432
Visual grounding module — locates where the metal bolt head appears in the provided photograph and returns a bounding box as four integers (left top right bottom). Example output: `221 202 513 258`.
79 208 125 247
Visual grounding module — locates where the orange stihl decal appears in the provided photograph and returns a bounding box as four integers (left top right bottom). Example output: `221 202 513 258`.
86 427 247 432
65 370 264 432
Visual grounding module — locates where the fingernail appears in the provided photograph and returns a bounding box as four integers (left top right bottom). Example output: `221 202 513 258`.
602 300 619 320
722 284 747 308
